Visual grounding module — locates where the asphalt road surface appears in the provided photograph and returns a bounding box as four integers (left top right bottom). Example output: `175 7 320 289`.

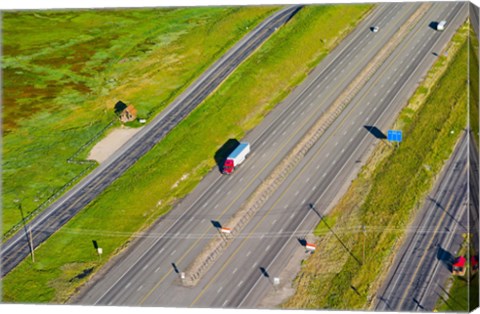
0 5 302 278
471 2 479 40
190 2 468 308
374 131 477 312
74 2 468 308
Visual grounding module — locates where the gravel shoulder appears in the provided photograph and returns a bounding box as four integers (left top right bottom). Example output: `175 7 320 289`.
88 127 143 164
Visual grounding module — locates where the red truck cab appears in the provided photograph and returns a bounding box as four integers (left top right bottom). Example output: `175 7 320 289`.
223 159 235 174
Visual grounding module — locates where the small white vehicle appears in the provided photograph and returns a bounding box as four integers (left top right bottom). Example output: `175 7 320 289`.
372 26 379 33
437 20 447 31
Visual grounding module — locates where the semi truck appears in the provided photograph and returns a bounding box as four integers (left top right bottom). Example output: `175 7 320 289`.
222 142 250 174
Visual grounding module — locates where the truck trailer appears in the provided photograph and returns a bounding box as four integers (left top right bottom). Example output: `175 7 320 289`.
222 142 250 174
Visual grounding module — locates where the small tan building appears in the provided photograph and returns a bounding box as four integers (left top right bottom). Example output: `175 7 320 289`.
115 101 137 123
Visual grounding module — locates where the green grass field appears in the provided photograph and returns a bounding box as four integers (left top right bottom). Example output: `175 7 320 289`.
284 23 469 310
2 4 373 303
2 6 279 235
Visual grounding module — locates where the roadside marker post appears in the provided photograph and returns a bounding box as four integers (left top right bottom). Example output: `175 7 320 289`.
220 227 232 234
305 243 316 253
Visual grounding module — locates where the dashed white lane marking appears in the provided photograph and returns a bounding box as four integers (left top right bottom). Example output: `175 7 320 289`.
306 177 310 183
252 262 258 268
247 251 252 257
170 250 176 256
322 173 327 177
159 248 165 254
142 263 150 270
125 282 131 289
223 300 229 307
295 190 300 196
201 219 205 223
272 219 277 225
237 281 244 287
312 185 317 191
155 267 161 273
215 189 220 194
233 268 238 274
214 204 219 209
302 199 306 205
217 287 223 294
290 213 295 219
266 245 271 251
316 165 320 169
137 285 143 291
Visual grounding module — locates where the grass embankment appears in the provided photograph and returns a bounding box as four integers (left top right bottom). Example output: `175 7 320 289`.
2 4 373 303
283 23 469 310
2 6 278 234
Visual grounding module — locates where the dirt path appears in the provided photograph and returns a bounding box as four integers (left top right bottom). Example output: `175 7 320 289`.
88 127 143 164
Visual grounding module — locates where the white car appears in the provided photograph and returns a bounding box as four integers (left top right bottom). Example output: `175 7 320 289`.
372 26 379 33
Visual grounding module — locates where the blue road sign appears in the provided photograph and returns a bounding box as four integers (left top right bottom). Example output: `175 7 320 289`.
387 130 403 142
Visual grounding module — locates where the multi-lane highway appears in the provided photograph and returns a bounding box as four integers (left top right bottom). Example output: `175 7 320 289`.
0 5 301 277
374 131 477 312
190 2 468 308
74 2 468 308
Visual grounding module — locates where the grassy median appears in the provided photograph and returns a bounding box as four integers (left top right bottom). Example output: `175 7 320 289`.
2 4 373 303
283 22 469 310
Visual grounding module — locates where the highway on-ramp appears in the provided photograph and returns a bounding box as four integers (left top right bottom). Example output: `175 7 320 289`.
0 5 301 278
74 2 467 308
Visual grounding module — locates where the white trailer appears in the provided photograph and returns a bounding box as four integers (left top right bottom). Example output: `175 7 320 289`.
223 142 250 174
